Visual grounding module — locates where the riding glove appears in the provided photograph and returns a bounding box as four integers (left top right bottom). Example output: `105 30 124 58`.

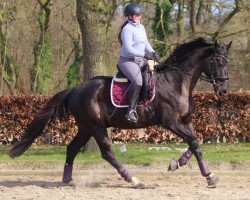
144 52 160 61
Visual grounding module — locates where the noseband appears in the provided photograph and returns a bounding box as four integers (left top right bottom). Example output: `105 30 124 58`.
208 54 229 85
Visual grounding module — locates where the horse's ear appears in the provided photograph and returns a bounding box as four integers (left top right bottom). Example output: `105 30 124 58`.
227 41 232 51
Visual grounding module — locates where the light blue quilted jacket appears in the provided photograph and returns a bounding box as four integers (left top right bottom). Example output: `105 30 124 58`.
120 20 154 59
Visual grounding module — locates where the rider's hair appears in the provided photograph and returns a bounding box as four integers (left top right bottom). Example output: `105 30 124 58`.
118 20 128 46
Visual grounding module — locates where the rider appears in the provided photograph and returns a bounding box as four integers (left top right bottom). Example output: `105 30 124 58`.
117 3 158 122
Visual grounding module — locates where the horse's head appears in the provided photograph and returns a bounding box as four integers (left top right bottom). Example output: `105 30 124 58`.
203 40 232 96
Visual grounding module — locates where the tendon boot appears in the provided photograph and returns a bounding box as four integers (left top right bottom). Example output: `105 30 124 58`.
125 84 141 122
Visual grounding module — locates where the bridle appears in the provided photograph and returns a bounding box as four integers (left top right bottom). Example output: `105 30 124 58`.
156 53 229 87
208 53 229 86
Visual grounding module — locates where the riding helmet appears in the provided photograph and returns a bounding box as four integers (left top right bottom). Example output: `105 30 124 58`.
124 3 142 16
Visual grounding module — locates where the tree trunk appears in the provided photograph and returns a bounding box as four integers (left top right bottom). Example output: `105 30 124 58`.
196 0 204 26
76 0 108 81
76 0 109 152
176 0 185 39
189 0 196 34
31 0 52 94
0 2 19 94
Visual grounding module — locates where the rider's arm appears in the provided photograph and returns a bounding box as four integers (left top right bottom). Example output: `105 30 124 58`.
143 26 155 54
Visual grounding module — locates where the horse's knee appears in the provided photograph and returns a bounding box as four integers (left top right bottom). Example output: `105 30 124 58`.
188 140 199 152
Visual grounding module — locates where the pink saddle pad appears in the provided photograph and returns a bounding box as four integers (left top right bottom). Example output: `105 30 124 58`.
110 76 156 107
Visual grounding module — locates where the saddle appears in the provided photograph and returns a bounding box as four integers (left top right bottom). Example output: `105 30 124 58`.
110 60 156 107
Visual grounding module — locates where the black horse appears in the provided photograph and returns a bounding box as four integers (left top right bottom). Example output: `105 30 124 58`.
9 37 232 188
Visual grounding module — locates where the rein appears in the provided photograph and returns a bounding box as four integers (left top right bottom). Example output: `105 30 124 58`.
157 54 229 85
160 65 214 84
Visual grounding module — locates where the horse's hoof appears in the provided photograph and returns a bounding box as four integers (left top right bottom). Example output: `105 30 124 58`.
62 178 74 186
168 159 180 171
131 176 146 189
206 174 219 188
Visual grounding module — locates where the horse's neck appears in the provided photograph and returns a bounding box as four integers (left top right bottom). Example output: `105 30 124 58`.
156 64 202 97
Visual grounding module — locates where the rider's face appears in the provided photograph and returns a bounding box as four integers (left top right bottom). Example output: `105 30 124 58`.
128 14 141 23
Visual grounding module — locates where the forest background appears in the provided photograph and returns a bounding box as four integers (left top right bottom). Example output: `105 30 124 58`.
0 0 249 95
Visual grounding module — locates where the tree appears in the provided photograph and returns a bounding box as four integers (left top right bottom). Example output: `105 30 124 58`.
176 0 185 39
65 32 82 88
0 2 20 94
31 0 53 94
76 0 112 151
152 0 173 57
76 0 109 81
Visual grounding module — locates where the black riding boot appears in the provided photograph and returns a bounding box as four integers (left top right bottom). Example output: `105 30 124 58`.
125 84 141 122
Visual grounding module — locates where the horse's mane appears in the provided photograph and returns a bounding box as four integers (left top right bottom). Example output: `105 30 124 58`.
157 37 214 71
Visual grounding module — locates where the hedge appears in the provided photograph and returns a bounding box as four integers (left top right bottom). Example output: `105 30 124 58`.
0 91 249 145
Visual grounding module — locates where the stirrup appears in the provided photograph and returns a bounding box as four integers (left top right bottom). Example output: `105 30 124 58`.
125 109 138 122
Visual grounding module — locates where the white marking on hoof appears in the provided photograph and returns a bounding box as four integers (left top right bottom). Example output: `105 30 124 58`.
131 176 146 189
168 159 180 171
206 174 219 188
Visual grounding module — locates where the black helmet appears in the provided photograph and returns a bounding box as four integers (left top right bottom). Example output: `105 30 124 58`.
124 3 142 16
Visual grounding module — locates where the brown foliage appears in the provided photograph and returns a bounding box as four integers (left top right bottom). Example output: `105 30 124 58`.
0 91 249 145
110 91 250 144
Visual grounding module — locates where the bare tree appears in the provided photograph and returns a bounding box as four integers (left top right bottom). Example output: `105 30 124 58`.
176 0 185 39
31 0 53 94
0 2 20 94
212 0 242 39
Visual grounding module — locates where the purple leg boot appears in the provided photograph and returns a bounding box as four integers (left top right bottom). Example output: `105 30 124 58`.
119 166 133 182
198 160 219 188
62 164 73 183
168 149 193 171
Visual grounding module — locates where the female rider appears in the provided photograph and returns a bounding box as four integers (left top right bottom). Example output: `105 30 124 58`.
117 3 158 122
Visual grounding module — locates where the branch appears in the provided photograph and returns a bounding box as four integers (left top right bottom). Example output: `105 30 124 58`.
218 29 249 38
212 0 241 39
37 0 52 9
106 0 117 31
196 0 205 25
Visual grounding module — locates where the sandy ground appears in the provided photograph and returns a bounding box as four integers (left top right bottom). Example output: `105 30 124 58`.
0 162 249 200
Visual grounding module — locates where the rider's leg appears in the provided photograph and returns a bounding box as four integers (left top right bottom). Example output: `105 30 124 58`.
126 83 141 122
118 58 143 122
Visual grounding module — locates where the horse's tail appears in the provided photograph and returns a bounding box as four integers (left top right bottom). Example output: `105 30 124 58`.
9 89 72 158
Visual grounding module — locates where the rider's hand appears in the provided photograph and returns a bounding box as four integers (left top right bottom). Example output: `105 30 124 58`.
152 52 160 62
144 52 160 62
144 52 155 60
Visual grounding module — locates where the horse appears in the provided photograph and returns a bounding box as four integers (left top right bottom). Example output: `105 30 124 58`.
9 37 232 188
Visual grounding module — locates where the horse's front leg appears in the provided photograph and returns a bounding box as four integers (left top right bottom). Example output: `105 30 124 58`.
168 122 194 171
166 121 219 188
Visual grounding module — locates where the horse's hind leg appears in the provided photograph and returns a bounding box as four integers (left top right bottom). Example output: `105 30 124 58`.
92 126 145 188
62 128 91 183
